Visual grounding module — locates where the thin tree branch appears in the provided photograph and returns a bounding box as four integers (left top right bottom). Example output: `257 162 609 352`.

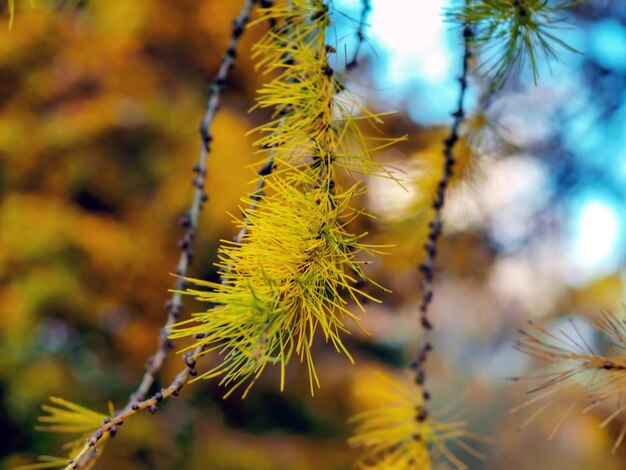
230 5 294 247
411 24 473 409
346 0 371 71
64 342 206 469
64 1 259 467
125 0 257 408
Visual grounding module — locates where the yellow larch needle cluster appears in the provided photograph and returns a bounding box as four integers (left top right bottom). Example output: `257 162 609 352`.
349 372 484 470
513 310 626 452
16 397 114 470
169 0 401 398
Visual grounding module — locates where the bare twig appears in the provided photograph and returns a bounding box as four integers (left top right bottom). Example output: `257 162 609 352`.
125 0 257 408
64 342 206 470
411 25 473 408
346 0 371 71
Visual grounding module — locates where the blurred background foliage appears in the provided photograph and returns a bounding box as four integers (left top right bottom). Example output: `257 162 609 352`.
1 0 625 469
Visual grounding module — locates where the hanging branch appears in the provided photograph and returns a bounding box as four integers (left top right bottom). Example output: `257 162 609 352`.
348 25 484 467
347 23 478 470
126 0 257 407
233 0 373 251
411 23 473 412
350 2 591 467
168 0 397 399
60 357 201 470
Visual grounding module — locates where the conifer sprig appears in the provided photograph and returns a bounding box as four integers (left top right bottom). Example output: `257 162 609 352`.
449 0 585 88
171 181 384 396
512 310 626 452
349 372 484 470
16 398 114 470
170 0 399 397
31 337 210 470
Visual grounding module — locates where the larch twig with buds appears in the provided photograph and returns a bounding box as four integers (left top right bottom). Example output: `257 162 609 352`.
170 0 401 398
19 1 257 468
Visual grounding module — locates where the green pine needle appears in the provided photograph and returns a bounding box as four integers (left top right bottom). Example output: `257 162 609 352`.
448 0 587 89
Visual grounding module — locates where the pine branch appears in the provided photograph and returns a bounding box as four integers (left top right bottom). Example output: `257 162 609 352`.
347 25 482 470
511 310 626 453
169 0 396 399
349 371 486 469
449 0 584 89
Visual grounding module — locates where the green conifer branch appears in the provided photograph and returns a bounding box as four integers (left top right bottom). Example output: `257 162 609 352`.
449 0 587 89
